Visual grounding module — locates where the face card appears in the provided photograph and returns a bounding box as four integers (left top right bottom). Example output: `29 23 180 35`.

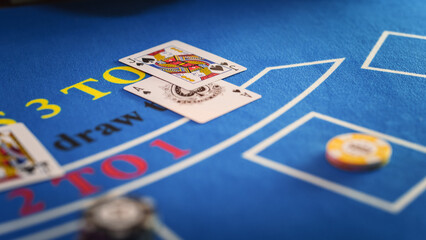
0 123 64 192
124 77 261 123
119 40 247 90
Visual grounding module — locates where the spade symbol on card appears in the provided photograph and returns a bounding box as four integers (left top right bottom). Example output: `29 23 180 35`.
23 166 36 174
134 87 151 95
145 101 167 112
233 89 251 98
38 162 50 174
241 92 252 98
141 56 156 64
210 65 224 71
220 62 238 71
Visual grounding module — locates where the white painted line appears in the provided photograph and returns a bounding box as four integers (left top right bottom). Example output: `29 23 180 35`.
246 154 395 212
385 31 426 40
240 58 342 89
242 112 316 157
0 58 344 237
363 66 426 79
242 111 426 214
0 199 93 237
152 216 183 240
361 30 426 78
14 216 183 240
14 220 81 240
3 118 191 239
63 118 190 172
361 31 391 69
240 68 270 89
392 177 426 213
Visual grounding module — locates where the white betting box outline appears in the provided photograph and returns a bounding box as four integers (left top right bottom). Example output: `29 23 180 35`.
361 31 426 78
0 58 345 238
243 111 426 214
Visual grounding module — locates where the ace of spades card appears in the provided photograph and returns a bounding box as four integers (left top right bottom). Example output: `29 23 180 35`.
124 77 261 123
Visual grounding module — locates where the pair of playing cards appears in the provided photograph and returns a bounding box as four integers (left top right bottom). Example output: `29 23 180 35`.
0 123 64 192
120 40 261 123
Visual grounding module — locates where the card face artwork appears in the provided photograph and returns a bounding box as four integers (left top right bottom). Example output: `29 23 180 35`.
0 123 64 192
124 77 261 123
119 40 246 90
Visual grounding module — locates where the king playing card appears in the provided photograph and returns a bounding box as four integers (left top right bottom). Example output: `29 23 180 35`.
0 123 64 192
119 40 246 90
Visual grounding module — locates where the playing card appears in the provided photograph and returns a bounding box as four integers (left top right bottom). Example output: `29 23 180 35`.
124 77 261 123
119 40 246 90
0 123 64 192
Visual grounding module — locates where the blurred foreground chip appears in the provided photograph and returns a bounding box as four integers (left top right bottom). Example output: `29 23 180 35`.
79 196 155 240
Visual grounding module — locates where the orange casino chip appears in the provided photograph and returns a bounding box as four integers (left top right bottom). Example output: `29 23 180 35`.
325 133 392 171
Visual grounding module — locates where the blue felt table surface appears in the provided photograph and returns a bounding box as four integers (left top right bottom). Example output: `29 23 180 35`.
0 0 425 239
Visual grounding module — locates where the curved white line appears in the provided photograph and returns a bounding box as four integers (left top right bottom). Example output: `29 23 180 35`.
1 58 344 238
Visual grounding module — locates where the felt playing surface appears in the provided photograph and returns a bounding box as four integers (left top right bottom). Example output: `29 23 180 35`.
0 0 425 239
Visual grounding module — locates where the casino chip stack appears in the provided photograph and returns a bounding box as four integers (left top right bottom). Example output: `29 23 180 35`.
79 196 155 240
325 133 392 171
